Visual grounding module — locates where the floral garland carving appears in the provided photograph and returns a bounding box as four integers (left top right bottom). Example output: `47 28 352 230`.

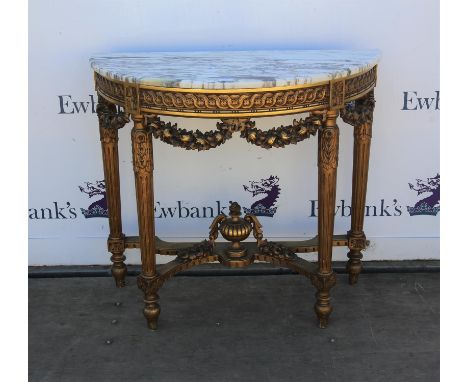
340 91 375 127
175 240 214 261
147 116 238 151
241 115 320 149
96 100 130 131
147 115 321 151
97 98 130 143
257 241 298 260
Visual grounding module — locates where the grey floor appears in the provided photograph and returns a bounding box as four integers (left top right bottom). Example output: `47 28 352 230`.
29 272 439 382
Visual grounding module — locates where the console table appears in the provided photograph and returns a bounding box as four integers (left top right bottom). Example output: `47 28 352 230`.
90 50 379 330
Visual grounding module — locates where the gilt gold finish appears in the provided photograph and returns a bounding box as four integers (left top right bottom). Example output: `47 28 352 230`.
341 91 375 284
147 114 321 151
208 201 267 267
217 202 252 257
93 62 377 330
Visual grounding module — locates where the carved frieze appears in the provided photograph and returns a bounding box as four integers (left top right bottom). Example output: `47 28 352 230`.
344 66 377 99
95 73 125 103
95 66 377 117
139 86 329 115
97 99 129 143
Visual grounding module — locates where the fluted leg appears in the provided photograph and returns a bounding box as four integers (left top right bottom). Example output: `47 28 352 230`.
97 96 128 287
314 109 339 328
343 92 374 285
131 114 160 329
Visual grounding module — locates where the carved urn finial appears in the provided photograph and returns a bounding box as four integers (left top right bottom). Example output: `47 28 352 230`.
208 201 265 267
218 201 252 258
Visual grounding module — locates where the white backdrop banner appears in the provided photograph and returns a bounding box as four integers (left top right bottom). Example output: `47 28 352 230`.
29 0 440 265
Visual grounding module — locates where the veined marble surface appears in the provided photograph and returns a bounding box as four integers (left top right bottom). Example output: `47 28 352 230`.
90 50 380 90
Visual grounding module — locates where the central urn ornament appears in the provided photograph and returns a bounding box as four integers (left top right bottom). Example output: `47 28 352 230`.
209 201 264 266
219 202 252 257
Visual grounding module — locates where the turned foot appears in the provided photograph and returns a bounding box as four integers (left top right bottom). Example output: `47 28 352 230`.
143 298 161 330
315 291 333 328
110 253 127 287
137 275 161 330
311 272 337 329
346 249 363 285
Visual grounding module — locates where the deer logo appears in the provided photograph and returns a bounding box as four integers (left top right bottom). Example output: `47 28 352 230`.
243 175 280 217
407 174 440 216
79 180 108 218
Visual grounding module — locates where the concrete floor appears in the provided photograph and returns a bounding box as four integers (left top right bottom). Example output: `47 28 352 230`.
29 272 439 382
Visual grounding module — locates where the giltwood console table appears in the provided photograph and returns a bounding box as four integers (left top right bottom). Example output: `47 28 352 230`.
90 50 379 330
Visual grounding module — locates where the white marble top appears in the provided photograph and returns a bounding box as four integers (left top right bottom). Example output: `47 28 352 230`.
90 50 380 90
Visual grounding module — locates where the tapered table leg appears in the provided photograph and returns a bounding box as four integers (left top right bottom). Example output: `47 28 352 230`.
344 92 375 285
131 114 161 330
314 109 339 328
97 96 128 287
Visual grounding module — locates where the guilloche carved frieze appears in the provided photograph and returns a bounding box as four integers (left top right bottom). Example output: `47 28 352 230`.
344 66 377 100
94 66 377 117
95 73 125 103
140 86 329 115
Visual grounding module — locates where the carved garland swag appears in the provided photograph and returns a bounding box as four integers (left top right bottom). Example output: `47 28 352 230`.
97 92 375 151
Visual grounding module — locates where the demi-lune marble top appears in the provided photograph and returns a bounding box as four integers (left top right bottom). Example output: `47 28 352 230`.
90 50 380 90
